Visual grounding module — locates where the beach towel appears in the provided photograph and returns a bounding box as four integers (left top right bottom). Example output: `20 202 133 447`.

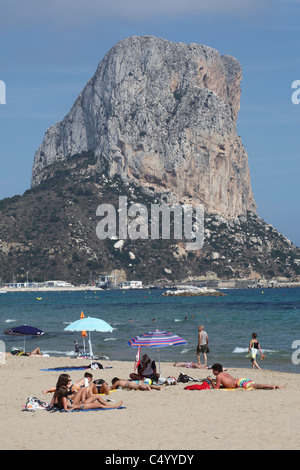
41 363 113 371
48 406 126 412
184 382 211 391
70 406 126 412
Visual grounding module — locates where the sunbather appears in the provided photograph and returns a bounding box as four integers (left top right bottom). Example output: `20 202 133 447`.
206 363 284 390
174 362 208 369
111 377 162 391
56 386 123 411
43 372 95 397
11 347 43 356
92 379 110 395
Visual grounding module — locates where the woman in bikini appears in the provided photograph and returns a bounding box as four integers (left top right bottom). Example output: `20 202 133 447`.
110 377 162 391
56 385 123 411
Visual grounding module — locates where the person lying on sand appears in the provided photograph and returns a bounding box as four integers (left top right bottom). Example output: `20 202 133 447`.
174 362 208 369
110 377 162 391
11 347 43 356
206 363 284 390
56 386 123 411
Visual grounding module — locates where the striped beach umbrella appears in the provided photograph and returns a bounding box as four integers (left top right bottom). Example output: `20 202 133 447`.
128 329 187 374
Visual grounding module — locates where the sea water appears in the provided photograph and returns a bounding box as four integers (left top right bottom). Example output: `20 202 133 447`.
0 287 299 373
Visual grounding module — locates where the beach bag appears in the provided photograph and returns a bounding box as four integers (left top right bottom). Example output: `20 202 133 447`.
90 362 103 369
177 373 195 383
11 347 22 356
246 348 257 359
166 376 177 385
24 397 50 411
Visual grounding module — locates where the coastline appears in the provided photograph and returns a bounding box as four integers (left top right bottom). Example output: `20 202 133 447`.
0 356 299 450
0 286 104 293
1 279 300 293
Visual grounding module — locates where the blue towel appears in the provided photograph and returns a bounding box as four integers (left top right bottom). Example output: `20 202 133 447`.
61 406 126 412
41 366 113 371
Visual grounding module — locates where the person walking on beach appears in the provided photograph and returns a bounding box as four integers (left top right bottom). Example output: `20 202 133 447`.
248 333 264 369
196 325 209 366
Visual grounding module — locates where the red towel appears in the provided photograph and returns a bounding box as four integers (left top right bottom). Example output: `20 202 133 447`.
184 382 211 390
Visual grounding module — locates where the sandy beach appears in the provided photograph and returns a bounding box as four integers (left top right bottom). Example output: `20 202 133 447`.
0 355 299 450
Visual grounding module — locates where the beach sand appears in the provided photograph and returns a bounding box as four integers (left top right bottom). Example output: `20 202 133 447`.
0 355 299 450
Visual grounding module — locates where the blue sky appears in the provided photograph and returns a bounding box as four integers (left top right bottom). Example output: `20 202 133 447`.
0 0 299 246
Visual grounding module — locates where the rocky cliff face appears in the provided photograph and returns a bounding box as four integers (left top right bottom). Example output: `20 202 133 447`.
1 155 300 285
32 36 256 218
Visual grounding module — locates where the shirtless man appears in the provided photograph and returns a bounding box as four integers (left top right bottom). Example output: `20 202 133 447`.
207 363 283 390
110 377 162 391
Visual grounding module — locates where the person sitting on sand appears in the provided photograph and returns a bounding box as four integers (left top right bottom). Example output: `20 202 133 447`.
110 377 162 391
56 386 123 411
129 354 159 381
206 363 283 390
174 362 208 369
46 374 71 408
92 379 111 395
43 372 97 397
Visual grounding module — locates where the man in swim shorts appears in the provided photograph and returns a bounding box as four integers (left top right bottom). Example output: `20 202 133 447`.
206 364 283 390
236 378 255 389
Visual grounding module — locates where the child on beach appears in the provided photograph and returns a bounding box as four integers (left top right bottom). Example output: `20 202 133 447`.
110 377 162 391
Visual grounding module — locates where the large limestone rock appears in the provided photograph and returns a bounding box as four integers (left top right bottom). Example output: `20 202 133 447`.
31 35 256 218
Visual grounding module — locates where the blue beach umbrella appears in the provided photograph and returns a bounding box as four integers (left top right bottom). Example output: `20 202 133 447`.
4 325 45 353
128 329 187 374
64 317 113 360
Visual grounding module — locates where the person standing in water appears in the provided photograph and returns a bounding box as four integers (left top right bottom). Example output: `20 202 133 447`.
248 333 264 369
